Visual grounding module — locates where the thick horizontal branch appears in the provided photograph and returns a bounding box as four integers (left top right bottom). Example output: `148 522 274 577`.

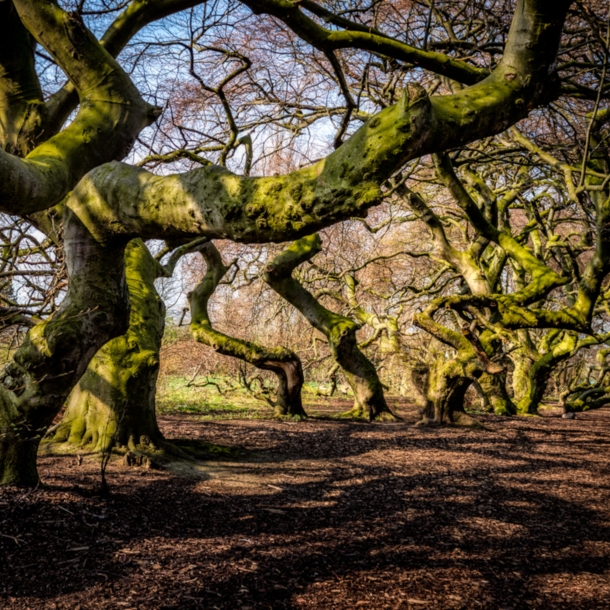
65 0 573 246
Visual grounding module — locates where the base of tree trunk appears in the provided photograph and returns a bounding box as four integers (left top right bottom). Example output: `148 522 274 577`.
411 358 484 429
516 395 540 415
477 371 516 416
47 239 171 462
262 358 308 419
415 409 484 429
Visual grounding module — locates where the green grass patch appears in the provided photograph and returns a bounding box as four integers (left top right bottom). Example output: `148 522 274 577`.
157 375 274 420
157 375 359 420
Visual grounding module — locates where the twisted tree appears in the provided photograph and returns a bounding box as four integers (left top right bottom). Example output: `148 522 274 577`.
189 241 306 418
263 234 396 420
0 0 582 485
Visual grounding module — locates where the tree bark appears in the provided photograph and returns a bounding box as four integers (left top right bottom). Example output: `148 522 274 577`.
0 0 574 484
476 371 516 416
263 235 397 421
411 357 482 427
515 333 578 414
0 214 130 486
50 239 167 453
189 242 307 418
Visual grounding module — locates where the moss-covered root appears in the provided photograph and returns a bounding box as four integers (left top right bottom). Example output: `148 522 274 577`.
49 239 168 456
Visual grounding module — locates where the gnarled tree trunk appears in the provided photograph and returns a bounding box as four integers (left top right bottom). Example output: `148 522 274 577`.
476 371 515 415
50 239 167 454
0 215 129 486
412 357 482 427
263 235 397 421
515 332 579 415
189 242 306 418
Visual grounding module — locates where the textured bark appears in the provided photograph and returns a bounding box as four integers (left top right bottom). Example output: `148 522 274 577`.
476 371 515 416
0 213 129 486
511 348 534 405
0 1 47 155
50 240 167 453
515 333 578 414
404 188 517 416
189 242 306 418
413 298 490 425
263 235 396 421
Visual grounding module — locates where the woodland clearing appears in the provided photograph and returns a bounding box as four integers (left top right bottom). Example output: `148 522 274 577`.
1 402 609 610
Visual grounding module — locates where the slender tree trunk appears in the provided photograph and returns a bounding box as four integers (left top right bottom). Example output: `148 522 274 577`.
50 239 167 453
263 235 397 421
330 323 393 420
189 242 307 418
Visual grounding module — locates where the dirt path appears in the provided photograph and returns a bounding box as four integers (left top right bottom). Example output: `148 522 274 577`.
2 405 610 609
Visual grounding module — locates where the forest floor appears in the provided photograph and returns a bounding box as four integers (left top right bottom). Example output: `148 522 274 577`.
1 401 610 610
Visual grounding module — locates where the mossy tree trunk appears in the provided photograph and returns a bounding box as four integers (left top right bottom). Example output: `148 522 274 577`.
50 239 167 453
413 299 493 426
511 345 534 405
0 215 130 486
189 242 306 418
403 188 517 416
411 357 482 427
476 371 515 416
263 235 397 421
514 332 580 414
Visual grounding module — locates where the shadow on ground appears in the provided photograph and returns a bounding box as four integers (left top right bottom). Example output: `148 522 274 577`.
1 405 610 609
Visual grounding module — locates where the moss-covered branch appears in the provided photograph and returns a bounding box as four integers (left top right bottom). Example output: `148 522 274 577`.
0 1 47 155
45 0 203 135
65 0 572 245
0 0 159 214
